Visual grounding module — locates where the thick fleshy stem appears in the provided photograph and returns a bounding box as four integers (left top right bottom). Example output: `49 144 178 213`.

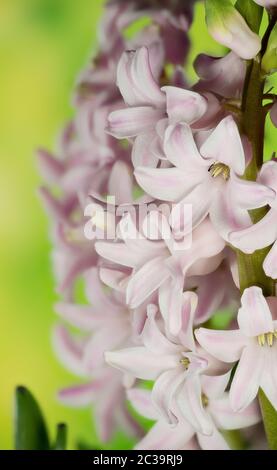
236 12 277 449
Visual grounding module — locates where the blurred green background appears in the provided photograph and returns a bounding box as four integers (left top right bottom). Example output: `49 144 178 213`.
0 0 275 450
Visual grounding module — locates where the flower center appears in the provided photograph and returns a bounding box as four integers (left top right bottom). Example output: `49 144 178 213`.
257 331 277 347
201 393 209 408
208 162 230 181
180 357 190 370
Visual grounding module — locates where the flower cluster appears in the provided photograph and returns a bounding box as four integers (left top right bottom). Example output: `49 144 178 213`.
40 0 277 450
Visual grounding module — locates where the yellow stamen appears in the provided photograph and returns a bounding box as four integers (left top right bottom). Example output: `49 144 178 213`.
267 332 274 347
257 331 277 347
208 162 230 181
258 333 265 346
180 357 190 370
201 393 209 408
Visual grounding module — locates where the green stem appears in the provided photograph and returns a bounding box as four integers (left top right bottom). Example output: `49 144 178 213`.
235 16 277 449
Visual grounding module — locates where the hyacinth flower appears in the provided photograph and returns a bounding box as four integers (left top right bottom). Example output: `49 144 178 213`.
105 303 230 434
36 0 277 452
96 215 225 335
196 287 277 412
135 116 275 239
127 377 261 450
107 46 211 166
229 160 277 280
205 0 261 60
53 268 142 441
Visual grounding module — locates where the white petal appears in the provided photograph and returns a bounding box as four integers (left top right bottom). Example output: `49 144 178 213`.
230 343 265 412
105 347 178 380
135 166 199 202
127 257 169 308
162 86 207 124
177 377 214 435
238 286 273 337
210 393 261 430
229 208 277 253
164 123 207 171
107 107 164 138
127 388 159 421
195 328 246 363
200 116 245 175
263 240 277 279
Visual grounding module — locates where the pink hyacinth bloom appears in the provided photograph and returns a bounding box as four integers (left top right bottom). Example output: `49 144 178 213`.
96 216 225 335
107 46 208 166
127 373 260 450
194 52 246 99
196 286 277 412
230 160 277 279
105 304 229 435
135 116 275 240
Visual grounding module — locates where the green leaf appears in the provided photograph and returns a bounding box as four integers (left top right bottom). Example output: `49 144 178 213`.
259 389 277 450
53 423 67 450
235 0 263 34
14 386 50 450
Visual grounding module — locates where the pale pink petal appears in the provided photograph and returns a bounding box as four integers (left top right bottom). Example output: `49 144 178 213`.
238 287 273 337
135 420 194 450
152 368 186 424
231 174 276 209
202 371 231 400
177 376 214 435
178 291 198 351
260 346 277 410
127 388 159 421
129 47 165 108
37 149 64 184
58 382 99 407
105 347 178 381
263 240 277 279
135 166 199 202
179 181 213 230
162 86 207 124
258 160 277 194
210 186 251 241
230 344 265 412
163 123 207 170
195 328 246 363
52 326 86 377
229 208 277 253
210 393 261 430
200 116 245 175
117 48 165 108
55 302 100 331
132 132 160 168
197 426 229 450
126 257 169 308
107 107 164 138
95 241 141 268
108 161 133 204
142 305 181 355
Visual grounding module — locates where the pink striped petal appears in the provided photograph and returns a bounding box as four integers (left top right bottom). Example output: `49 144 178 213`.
195 328 246 363
200 116 245 175
107 106 164 138
162 86 207 124
230 344 265 412
238 287 273 337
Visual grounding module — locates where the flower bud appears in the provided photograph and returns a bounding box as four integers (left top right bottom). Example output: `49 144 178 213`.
262 23 277 74
205 0 261 60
